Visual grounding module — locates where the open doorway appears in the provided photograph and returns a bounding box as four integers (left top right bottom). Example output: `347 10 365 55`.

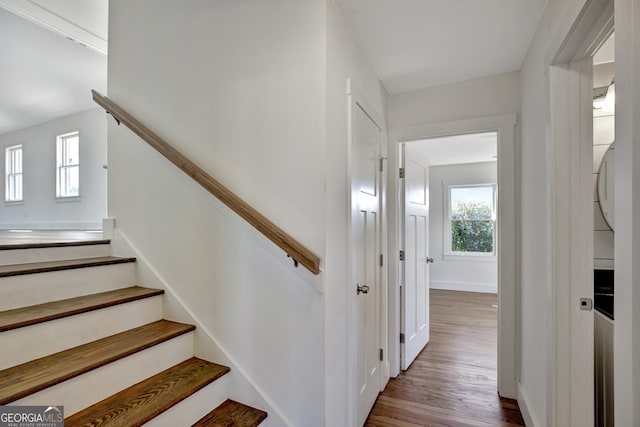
387 114 517 399
394 132 517 420
408 132 498 294
399 132 498 371
592 32 614 427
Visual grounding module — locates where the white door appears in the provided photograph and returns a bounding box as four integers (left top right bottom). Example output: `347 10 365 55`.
352 100 382 426
401 144 431 370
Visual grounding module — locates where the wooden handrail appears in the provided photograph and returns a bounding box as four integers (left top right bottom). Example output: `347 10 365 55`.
92 90 321 275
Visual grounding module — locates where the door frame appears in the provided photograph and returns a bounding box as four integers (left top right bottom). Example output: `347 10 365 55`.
545 0 613 424
347 78 389 425
387 113 518 398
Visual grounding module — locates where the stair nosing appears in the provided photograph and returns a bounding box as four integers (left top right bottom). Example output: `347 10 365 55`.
0 320 195 404
65 357 230 427
0 286 164 332
192 399 268 427
0 239 111 251
0 256 136 278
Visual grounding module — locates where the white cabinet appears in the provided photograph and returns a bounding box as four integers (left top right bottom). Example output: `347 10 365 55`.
594 310 614 427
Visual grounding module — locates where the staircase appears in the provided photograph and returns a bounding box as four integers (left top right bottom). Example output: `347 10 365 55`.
0 238 267 426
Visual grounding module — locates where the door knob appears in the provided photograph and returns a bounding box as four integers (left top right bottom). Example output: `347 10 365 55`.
357 284 370 295
426 257 435 264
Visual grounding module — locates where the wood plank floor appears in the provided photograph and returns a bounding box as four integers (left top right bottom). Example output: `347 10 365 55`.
365 290 525 427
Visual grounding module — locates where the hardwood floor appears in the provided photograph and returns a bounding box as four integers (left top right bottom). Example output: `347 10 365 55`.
366 290 525 427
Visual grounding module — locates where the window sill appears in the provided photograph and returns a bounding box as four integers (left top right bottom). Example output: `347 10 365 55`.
55 195 82 203
4 200 24 206
442 252 497 262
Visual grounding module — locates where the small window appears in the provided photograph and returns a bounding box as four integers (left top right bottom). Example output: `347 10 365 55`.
56 132 80 198
5 145 23 202
446 184 496 255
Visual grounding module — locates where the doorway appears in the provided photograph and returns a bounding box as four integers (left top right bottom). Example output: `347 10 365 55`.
387 114 517 398
400 132 499 371
0 4 108 233
592 31 614 427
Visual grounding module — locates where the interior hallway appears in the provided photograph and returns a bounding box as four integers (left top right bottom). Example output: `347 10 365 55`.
366 290 525 427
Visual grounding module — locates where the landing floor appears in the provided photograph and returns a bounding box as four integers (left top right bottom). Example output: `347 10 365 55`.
366 289 525 427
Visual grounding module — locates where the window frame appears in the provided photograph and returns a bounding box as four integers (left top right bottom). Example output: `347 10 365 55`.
5 144 23 203
443 182 497 259
56 131 80 199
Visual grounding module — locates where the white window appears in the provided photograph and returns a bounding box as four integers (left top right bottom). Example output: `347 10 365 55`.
5 145 23 202
445 184 496 256
56 132 80 198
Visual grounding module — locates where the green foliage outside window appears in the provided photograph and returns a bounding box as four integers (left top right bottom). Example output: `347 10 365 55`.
451 201 494 253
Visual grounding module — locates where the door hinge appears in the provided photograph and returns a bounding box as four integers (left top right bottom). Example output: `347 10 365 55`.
379 348 384 361
399 333 405 344
380 254 384 267
399 250 405 261
399 168 405 178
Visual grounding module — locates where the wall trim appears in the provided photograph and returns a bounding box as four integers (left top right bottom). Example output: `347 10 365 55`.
518 381 540 427
430 280 497 294
0 221 102 230
545 0 613 424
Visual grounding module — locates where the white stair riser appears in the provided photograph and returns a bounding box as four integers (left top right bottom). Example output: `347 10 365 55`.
10 332 194 416
0 245 111 266
145 374 229 427
0 263 136 311
0 296 163 371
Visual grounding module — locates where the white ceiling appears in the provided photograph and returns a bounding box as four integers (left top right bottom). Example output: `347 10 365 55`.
406 132 497 166
0 6 106 136
0 1 549 136
336 0 549 94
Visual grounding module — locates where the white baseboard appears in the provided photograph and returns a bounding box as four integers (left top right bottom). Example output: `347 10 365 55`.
0 221 102 230
430 280 497 294
518 382 539 427
111 229 292 427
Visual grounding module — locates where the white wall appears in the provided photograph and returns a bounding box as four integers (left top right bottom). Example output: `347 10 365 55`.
0 108 107 229
108 1 387 425
388 71 520 128
593 114 614 269
520 0 640 423
517 0 634 425
518 1 573 422
108 1 327 425
428 162 498 294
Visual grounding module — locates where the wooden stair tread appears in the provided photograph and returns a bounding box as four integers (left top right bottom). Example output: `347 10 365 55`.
65 357 230 427
0 286 164 332
0 320 195 404
192 399 267 427
0 239 111 251
0 256 136 278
